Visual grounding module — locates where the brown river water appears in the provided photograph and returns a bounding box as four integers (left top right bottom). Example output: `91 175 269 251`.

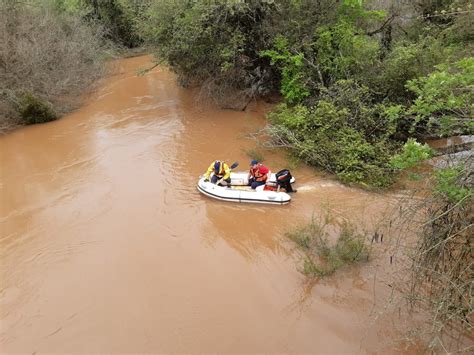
1 56 421 353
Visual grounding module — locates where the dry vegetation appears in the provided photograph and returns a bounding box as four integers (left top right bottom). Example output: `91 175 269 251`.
0 2 107 132
408 174 472 349
384 153 473 352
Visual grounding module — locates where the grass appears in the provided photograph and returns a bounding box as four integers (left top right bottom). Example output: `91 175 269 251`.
287 217 370 277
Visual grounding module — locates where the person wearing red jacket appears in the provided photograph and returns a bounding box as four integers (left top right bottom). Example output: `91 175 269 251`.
248 160 269 189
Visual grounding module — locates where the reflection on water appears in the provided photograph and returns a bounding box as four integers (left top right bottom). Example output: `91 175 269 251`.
1 55 418 353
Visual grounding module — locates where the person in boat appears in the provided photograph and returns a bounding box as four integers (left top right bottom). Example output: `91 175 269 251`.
203 160 231 186
248 160 269 189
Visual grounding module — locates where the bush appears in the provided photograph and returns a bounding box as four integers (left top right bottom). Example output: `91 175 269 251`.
386 136 472 351
260 35 310 104
0 2 106 132
258 0 383 97
434 165 472 203
141 0 279 106
405 58 474 137
311 15 381 87
375 37 454 103
82 0 144 48
140 0 358 106
267 80 398 187
19 93 57 125
390 139 433 170
287 217 369 277
397 158 473 350
48 0 144 47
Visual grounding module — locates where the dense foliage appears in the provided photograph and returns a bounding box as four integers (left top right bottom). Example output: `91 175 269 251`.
267 80 398 186
139 0 472 187
404 58 473 136
50 0 145 47
140 0 281 106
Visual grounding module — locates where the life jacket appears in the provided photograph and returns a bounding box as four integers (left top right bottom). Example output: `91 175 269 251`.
250 163 269 182
214 161 228 177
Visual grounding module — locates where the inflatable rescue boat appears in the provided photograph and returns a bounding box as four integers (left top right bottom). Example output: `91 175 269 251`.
197 171 295 205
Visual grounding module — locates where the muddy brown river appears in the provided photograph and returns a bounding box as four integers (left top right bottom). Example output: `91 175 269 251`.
1 56 419 353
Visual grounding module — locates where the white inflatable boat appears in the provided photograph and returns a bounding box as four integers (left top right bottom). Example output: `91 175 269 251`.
197 172 295 205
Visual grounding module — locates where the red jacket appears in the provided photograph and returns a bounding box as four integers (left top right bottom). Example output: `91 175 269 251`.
249 163 269 182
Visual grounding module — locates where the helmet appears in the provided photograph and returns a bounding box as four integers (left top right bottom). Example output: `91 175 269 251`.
214 160 221 172
250 159 258 166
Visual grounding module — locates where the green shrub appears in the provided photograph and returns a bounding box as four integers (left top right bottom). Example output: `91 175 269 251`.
390 138 433 170
19 93 57 125
267 80 398 187
434 166 472 203
405 58 474 137
312 18 381 86
260 35 310 103
140 0 279 101
258 0 384 97
287 218 369 277
376 37 454 103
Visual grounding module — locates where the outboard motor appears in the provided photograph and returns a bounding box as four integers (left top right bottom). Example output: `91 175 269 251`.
275 169 295 193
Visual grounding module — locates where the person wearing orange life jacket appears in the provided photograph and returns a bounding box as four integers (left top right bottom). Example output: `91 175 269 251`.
248 159 269 189
203 160 232 186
